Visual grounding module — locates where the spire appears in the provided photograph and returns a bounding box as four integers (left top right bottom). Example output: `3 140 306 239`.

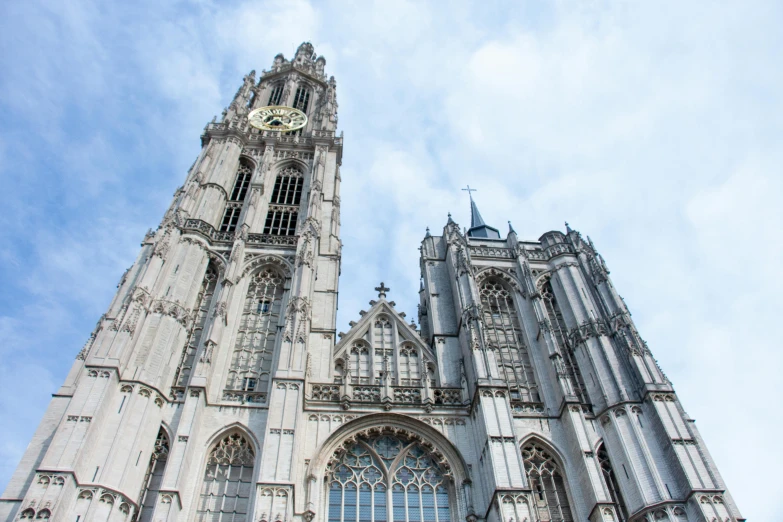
462 185 500 239
508 221 516 234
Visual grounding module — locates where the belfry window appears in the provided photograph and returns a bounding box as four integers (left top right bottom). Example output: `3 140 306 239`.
263 166 303 236
597 444 628 521
226 268 284 400
220 158 253 233
327 432 452 522
138 428 170 522
271 168 304 205
480 280 539 402
268 82 284 105
522 442 574 522
196 433 255 522
293 86 311 113
541 280 589 405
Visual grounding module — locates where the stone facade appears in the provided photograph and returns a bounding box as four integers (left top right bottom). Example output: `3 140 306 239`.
0 43 742 522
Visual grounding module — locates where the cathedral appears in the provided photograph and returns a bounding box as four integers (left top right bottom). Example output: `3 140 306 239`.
0 43 743 522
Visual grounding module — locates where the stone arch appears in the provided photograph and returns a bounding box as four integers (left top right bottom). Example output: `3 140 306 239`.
475 267 523 294
271 158 309 174
194 424 259 522
240 254 293 279
517 434 570 471
518 436 577 522
203 422 261 456
237 154 258 172
309 413 469 484
309 413 471 521
534 271 554 295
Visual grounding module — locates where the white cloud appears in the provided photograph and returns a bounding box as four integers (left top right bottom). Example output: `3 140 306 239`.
0 0 780 518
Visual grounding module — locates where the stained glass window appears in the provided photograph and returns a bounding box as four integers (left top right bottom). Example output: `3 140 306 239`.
327 433 451 522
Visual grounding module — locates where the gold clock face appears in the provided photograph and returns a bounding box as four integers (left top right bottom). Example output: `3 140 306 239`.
248 106 308 131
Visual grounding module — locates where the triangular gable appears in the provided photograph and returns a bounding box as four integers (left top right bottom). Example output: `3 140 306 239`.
334 298 435 365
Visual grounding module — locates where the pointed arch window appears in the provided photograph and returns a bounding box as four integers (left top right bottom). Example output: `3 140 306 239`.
138 428 170 522
479 280 539 402
226 269 284 401
293 86 311 113
522 442 574 522
268 82 284 105
173 264 218 390
541 280 589 405
196 433 255 522
597 444 628 521
220 158 253 233
350 342 372 384
399 344 421 386
327 432 452 522
263 166 303 237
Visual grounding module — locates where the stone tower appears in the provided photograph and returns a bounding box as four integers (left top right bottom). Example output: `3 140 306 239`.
1 44 742 522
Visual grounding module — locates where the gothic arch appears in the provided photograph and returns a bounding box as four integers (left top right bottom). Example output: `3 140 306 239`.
516 434 570 471
518 436 577 522
308 413 471 521
270 158 309 175
203 422 261 456
237 155 258 172
240 254 293 279
308 413 469 484
200 182 229 200
475 267 524 295
195 425 258 522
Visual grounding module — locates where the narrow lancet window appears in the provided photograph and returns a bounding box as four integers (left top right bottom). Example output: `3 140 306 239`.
542 280 590 405
173 264 218 390
138 428 170 522
220 158 253 233
268 82 283 105
293 86 311 113
598 444 628 521
480 279 539 402
196 433 255 522
522 442 574 522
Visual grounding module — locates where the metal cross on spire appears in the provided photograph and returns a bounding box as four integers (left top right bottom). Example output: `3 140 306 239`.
375 282 390 298
462 185 477 200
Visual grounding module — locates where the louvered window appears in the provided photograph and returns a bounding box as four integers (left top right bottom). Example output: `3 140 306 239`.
138 429 170 522
293 86 311 113
263 166 303 236
598 444 628 521
268 83 283 105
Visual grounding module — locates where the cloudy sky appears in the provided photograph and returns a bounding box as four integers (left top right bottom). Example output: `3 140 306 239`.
1 0 780 518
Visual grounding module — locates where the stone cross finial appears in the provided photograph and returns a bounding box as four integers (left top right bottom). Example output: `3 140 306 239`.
461 185 477 200
375 282 390 298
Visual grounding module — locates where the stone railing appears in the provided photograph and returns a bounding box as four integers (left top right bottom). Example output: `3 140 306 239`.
222 390 267 405
510 401 545 415
181 219 298 247
311 384 340 401
433 388 463 405
470 246 514 259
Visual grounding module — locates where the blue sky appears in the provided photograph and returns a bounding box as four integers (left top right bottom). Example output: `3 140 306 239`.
1 1 781 518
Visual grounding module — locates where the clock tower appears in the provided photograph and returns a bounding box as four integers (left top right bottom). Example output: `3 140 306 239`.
1 43 742 522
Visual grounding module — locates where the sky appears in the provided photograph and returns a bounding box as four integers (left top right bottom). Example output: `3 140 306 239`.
0 0 780 518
